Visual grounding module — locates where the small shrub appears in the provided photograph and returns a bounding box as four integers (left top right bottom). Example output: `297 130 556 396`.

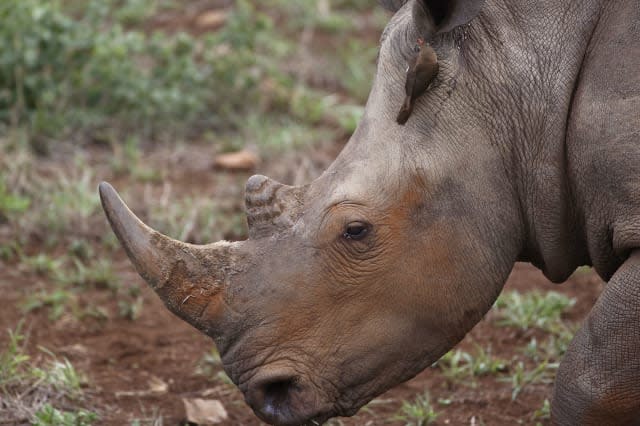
0 0 289 148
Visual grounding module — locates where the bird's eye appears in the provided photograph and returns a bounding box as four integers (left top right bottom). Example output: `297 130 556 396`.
343 222 370 241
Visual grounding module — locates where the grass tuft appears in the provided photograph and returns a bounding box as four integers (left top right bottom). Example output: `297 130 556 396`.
393 392 439 426
33 404 98 426
0 324 96 423
434 345 509 385
493 291 575 333
500 360 558 401
0 321 31 391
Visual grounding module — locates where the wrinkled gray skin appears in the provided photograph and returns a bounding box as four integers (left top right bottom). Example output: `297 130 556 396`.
99 0 640 424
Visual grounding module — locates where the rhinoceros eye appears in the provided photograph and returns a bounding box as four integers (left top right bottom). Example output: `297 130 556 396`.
343 222 370 241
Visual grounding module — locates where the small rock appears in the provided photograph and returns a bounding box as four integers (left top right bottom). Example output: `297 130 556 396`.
114 375 168 398
214 149 259 171
183 398 228 425
148 375 168 394
58 343 89 358
195 9 228 30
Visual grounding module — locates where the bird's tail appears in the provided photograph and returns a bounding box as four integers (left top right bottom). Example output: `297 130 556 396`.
396 96 413 125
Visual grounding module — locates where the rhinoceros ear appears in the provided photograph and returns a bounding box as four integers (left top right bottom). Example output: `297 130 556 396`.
413 0 484 36
378 0 408 12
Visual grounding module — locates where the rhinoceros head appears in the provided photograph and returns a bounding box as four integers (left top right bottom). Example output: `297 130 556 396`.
101 0 526 424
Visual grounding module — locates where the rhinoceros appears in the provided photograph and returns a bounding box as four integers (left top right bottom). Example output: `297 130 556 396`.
99 0 640 424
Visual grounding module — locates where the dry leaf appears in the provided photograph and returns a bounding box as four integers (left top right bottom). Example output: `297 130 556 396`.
183 398 228 425
114 375 168 397
148 375 168 394
195 10 228 30
214 149 259 171
58 343 89 357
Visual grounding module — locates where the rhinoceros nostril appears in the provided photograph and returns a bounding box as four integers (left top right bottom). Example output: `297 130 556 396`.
246 374 305 425
262 378 295 410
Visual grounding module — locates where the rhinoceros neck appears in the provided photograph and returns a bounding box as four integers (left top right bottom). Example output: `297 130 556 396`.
472 0 604 281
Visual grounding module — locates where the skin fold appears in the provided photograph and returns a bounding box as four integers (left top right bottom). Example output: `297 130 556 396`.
100 0 640 424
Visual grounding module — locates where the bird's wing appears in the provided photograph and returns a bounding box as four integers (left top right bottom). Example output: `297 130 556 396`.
403 55 419 96
413 63 439 95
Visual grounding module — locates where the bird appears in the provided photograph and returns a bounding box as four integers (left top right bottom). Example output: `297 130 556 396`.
396 38 439 125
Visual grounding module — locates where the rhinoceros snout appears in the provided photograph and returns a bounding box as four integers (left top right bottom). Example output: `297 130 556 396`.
245 370 329 426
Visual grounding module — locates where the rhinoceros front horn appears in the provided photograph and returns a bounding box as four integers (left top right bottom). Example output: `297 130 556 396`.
98 182 243 337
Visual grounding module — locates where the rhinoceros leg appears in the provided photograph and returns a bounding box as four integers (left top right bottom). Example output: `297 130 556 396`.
552 250 640 425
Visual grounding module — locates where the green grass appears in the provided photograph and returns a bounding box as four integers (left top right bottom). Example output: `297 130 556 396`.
491 291 577 403
2 0 378 155
21 253 63 277
532 398 551 422
500 360 557 401
241 114 337 156
521 325 576 363
0 0 379 254
195 347 236 388
110 136 163 182
23 288 76 321
32 351 87 399
118 294 144 321
149 195 246 244
130 407 164 426
33 404 98 426
434 346 509 385
19 249 137 322
393 392 439 426
335 40 379 102
0 0 292 150
196 347 222 376
37 168 101 237
0 321 31 391
493 290 575 333
0 324 96 423
0 173 30 221
57 258 120 291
